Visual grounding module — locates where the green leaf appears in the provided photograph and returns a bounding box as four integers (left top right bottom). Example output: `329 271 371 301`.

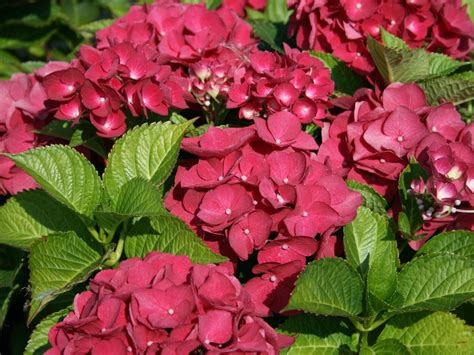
3 145 103 221
463 0 474 23
344 207 398 310
0 285 18 330
378 312 474 354
124 215 227 264
361 339 410 355
249 20 285 53
0 189 89 249
206 0 222 10
279 314 359 354
367 36 430 84
79 19 114 33
24 307 70 355
380 28 464 78
347 180 387 214
96 178 166 233
380 28 409 50
311 51 364 95
391 253 474 312
285 258 364 317
418 73 474 106
265 0 292 24
417 230 474 258
103 122 191 199
397 160 428 238
28 231 103 323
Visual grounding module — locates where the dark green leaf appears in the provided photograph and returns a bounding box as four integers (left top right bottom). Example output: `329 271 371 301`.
124 215 227 264
24 307 70 355
279 314 358 354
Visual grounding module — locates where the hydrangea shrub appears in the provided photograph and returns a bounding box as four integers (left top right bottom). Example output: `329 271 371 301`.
0 0 473 354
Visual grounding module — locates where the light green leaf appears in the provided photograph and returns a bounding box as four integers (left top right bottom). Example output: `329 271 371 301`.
124 215 227 264
103 122 191 199
285 258 364 317
380 28 464 78
28 231 103 323
96 178 166 233
279 314 359 354
463 0 474 22
265 0 292 24
361 339 410 355
0 189 89 249
347 180 387 214
344 207 398 311
367 36 430 84
391 253 474 312
3 145 102 221
419 73 474 106
378 312 474 354
417 230 474 258
24 307 70 355
206 0 222 10
79 19 114 33
380 29 409 50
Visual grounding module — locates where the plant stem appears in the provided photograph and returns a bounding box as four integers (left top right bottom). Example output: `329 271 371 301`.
104 233 125 267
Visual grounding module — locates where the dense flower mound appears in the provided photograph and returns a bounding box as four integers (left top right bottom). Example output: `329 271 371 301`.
318 82 473 241
0 69 53 195
46 252 293 354
41 1 257 138
165 113 362 314
409 125 474 242
226 44 334 124
287 0 474 74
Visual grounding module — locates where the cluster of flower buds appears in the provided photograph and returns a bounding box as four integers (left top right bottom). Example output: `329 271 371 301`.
227 45 334 124
287 0 474 74
317 83 471 200
408 123 474 239
0 68 53 194
47 252 293 354
165 112 362 314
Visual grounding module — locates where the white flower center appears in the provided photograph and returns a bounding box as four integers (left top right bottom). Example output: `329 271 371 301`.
241 175 248 181
147 341 153 346
282 244 289 250
225 208 232 215
218 176 224 181
168 308 175 315
269 275 277 282
244 228 250 235
99 97 106 104
283 177 289 184
355 3 362 9
302 211 309 217
397 135 404 142
275 138 281 144
67 85 74 92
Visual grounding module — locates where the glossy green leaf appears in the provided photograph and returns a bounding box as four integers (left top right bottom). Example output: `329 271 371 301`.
347 180 387 214
417 230 474 258
285 258 364 317
103 122 191 199
28 231 103 322
3 145 103 221
378 312 474 354
279 314 358 354
124 215 227 264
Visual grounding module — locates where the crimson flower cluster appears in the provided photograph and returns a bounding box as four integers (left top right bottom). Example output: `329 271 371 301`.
317 82 473 246
287 0 474 74
0 68 54 194
408 123 474 244
47 252 293 354
226 45 334 124
41 1 257 138
165 112 362 314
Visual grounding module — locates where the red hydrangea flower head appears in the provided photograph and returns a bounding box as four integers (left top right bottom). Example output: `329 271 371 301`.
317 82 467 200
46 252 293 354
288 0 474 74
226 45 334 124
0 72 49 194
166 121 362 313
